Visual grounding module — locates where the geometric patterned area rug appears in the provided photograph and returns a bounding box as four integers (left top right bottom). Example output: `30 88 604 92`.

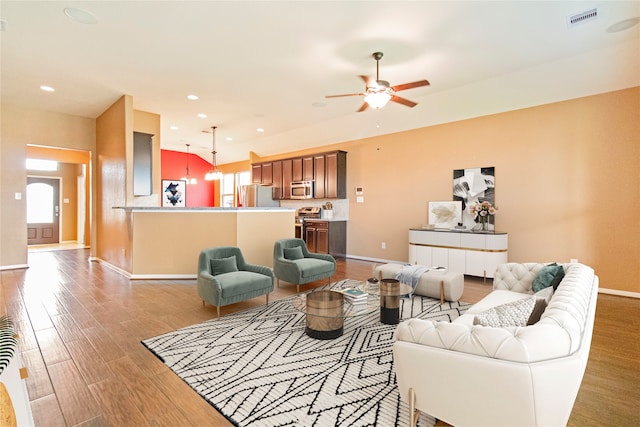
142 279 471 427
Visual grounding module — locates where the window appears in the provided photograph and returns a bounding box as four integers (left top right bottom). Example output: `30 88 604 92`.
26 158 58 171
27 183 54 223
220 171 251 207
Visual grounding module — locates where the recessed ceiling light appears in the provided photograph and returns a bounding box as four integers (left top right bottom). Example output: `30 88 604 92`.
197 113 207 118
256 128 265 133
63 7 98 25
187 94 199 100
225 137 233 142
170 125 179 130
607 17 640 33
40 85 55 92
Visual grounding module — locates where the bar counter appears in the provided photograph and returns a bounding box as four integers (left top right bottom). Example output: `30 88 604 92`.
112 207 295 279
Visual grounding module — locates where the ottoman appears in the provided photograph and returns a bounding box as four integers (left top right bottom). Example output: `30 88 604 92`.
374 263 464 303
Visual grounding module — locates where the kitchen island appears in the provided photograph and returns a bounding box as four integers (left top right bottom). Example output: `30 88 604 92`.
110 207 295 279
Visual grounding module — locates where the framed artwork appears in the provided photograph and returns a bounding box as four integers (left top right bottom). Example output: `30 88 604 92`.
428 201 462 229
162 180 186 207
453 167 495 229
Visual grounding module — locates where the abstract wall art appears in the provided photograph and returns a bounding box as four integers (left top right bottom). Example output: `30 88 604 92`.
428 201 462 229
453 167 495 229
162 180 186 207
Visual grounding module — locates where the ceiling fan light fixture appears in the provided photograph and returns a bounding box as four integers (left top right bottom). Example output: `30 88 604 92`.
365 91 392 109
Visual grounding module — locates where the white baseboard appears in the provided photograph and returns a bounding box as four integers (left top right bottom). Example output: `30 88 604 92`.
91 257 196 280
345 254 408 265
0 264 29 271
598 288 640 299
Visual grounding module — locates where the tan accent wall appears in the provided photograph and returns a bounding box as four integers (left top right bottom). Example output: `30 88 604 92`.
0 104 95 267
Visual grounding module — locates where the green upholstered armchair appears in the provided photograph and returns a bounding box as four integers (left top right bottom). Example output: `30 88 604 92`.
273 238 336 293
197 246 274 317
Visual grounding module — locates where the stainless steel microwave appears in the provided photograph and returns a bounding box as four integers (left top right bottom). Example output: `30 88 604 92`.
291 181 314 199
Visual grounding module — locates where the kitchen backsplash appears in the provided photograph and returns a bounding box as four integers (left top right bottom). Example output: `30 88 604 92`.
280 199 349 221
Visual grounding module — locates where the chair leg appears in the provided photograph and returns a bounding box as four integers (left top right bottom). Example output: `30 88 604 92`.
217 306 220 318
202 300 205 306
296 284 300 293
277 277 280 288
266 293 269 305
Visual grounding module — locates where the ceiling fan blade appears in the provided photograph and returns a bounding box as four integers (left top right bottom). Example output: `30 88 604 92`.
390 95 417 108
391 79 430 92
357 102 369 112
359 75 373 87
325 93 364 99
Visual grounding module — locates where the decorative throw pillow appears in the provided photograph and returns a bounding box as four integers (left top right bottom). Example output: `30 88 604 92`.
473 297 536 327
284 246 304 260
534 286 554 304
532 263 564 292
210 255 238 275
527 298 548 326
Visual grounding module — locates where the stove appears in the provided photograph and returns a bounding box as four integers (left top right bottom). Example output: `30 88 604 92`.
295 207 321 238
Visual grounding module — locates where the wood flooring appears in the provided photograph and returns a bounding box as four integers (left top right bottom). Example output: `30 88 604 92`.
1 249 638 426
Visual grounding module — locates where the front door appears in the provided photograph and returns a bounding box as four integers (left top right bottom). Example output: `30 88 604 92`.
27 177 60 245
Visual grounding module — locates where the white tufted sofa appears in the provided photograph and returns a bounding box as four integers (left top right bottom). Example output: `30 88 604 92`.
393 262 599 427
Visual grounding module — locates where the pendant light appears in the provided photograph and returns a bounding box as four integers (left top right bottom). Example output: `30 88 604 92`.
204 126 223 181
181 143 197 184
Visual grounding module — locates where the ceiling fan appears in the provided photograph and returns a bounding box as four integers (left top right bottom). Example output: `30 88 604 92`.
325 51 430 112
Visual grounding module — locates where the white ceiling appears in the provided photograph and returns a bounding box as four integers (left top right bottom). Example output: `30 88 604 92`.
1 1 638 164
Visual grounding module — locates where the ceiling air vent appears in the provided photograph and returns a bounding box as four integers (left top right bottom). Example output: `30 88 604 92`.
567 8 598 28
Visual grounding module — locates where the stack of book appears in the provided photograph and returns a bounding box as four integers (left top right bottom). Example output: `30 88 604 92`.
341 288 368 305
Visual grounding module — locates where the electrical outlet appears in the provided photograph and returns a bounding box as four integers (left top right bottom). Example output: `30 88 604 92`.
381 241 386 249
570 258 578 263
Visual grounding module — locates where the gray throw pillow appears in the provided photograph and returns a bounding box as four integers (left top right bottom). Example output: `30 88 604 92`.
473 297 536 327
284 246 304 260
532 263 564 292
210 255 238 275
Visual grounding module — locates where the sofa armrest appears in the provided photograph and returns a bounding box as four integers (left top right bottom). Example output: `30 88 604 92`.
242 263 275 279
305 253 336 264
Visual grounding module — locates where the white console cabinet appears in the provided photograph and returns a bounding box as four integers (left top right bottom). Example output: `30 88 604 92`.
409 229 508 279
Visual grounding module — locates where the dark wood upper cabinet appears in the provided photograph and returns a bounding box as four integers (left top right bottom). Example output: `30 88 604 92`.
282 159 293 199
313 154 326 199
292 158 303 182
325 151 347 199
272 160 283 199
302 156 314 181
261 162 273 186
252 164 262 184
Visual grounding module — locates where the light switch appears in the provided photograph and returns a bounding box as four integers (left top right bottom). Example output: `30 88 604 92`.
356 196 364 203
15 192 22 200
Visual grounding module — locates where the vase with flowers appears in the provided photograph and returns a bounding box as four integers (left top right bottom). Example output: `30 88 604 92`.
470 200 497 231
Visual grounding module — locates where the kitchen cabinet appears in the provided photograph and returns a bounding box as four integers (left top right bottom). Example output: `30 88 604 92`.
302 156 314 181
304 219 346 257
292 158 303 181
261 162 273 186
271 160 283 199
325 151 347 199
281 159 292 199
251 150 347 199
313 154 326 199
408 229 508 279
252 164 262 184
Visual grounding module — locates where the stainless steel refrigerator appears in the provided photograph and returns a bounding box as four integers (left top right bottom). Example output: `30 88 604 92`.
240 184 279 207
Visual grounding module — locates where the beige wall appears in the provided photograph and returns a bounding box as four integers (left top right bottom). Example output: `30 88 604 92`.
0 104 95 267
253 87 640 294
2 88 638 294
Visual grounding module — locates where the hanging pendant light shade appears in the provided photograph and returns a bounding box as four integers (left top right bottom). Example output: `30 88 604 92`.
181 143 197 184
204 125 223 181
